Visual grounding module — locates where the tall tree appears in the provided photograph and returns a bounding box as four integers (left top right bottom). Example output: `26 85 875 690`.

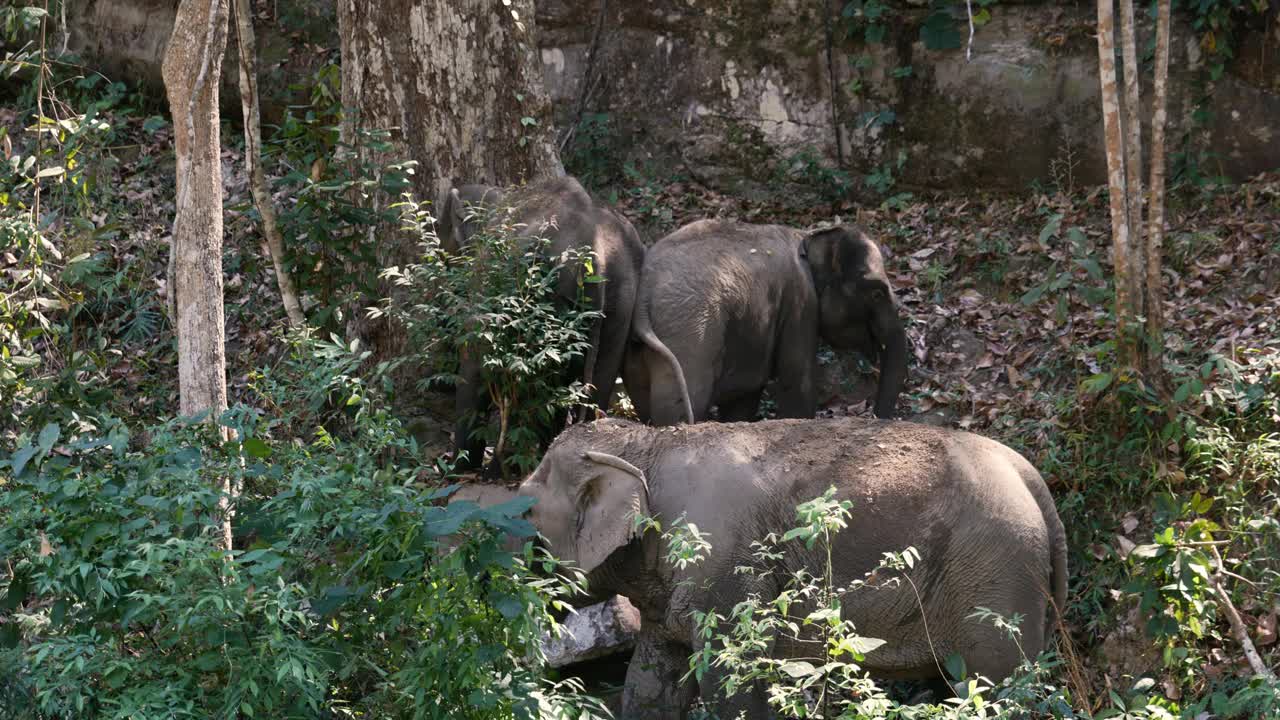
1097 0 1173 384
337 0 563 353
1145 0 1172 375
162 0 232 548
1096 0 1136 369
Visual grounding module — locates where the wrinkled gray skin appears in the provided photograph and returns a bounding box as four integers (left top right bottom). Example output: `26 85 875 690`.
625 220 908 425
518 418 1068 719
435 176 645 472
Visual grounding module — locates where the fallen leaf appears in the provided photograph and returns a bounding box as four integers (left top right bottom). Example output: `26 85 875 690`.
1121 514 1139 534
1116 535 1136 559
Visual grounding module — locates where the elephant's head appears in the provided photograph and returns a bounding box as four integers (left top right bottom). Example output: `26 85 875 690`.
516 436 650 574
434 183 504 253
803 225 908 419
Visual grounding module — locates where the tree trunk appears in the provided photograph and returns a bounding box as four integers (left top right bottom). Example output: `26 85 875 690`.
336 0 563 358
1145 0 1171 379
1117 0 1145 321
1096 0 1136 370
234 0 305 327
162 0 232 549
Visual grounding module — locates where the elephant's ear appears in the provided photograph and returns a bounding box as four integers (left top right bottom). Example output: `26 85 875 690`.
573 451 650 573
802 227 846 280
435 186 467 254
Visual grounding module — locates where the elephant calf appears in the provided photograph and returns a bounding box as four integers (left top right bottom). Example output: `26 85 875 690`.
518 418 1067 719
434 175 645 471
626 220 908 425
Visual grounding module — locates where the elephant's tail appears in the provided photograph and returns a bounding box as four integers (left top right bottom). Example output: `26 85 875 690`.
1024 466 1068 643
632 297 695 424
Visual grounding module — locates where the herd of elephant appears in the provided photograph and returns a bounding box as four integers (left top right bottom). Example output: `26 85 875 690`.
435 175 1067 719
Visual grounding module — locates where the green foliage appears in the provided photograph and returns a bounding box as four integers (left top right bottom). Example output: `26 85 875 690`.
777 147 854 203
865 149 906 197
269 65 412 333
0 403 607 718
564 113 626 189
1020 213 1109 309
383 198 601 477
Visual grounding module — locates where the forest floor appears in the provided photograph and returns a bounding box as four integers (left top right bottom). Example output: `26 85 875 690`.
8 104 1280 712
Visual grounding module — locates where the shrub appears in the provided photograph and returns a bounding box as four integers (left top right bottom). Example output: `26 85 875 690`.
0 403 606 719
381 196 601 477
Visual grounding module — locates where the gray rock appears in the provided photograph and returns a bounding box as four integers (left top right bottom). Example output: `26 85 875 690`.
542 595 642 668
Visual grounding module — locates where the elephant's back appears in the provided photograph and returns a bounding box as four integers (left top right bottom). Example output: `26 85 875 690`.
649 219 798 255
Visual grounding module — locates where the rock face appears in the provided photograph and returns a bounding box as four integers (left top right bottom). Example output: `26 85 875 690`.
63 0 1280 190
537 0 1280 189
542 594 642 668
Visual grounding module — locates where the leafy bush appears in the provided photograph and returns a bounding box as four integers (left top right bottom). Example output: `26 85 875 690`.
381 197 601 477
269 77 414 333
0 402 606 719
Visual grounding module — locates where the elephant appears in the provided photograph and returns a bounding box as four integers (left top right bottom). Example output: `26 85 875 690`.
623 219 908 425
434 175 645 473
517 417 1068 719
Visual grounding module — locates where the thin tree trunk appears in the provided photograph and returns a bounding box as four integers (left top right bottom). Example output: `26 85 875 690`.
337 0 563 361
1097 0 1136 370
234 0 305 327
163 0 233 550
1117 0 1145 324
1145 0 1172 379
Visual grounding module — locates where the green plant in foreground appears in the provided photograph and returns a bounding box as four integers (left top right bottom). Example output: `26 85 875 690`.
0 403 608 719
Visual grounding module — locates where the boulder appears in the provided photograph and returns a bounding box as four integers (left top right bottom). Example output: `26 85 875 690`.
542 594 642 668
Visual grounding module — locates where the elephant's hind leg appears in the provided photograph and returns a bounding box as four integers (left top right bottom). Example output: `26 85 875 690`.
622 345 653 423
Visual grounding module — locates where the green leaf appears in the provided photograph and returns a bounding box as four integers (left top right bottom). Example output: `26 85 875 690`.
494 594 524 619
1129 544 1162 559
841 635 887 656
972 7 991 25
37 423 60 454
1038 213 1063 244
945 652 967 680
9 443 37 476
242 437 271 459
921 12 962 50
1081 372 1113 395
778 660 816 678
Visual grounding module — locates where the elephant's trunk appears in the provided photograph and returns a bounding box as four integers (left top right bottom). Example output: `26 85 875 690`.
872 307 908 419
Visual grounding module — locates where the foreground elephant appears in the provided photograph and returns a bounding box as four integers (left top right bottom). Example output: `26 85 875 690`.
626 220 908 425
518 418 1067 719
435 176 644 471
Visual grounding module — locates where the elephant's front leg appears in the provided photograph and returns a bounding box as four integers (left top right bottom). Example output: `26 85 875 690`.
451 347 489 471
622 631 697 719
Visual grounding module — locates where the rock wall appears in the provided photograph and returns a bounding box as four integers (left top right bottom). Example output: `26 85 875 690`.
62 0 1280 190
538 0 1280 189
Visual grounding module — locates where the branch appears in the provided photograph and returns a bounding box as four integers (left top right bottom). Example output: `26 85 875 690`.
1211 545 1276 681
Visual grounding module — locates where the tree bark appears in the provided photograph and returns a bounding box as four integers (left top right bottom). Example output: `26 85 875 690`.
162 0 232 549
1096 0 1136 370
337 0 563 358
1145 0 1171 378
234 0 305 327
1117 0 1145 321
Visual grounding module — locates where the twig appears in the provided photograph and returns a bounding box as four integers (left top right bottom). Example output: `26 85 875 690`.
1210 545 1276 681
823 0 844 166
559 0 608 152
965 0 975 62
33 0 48 222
